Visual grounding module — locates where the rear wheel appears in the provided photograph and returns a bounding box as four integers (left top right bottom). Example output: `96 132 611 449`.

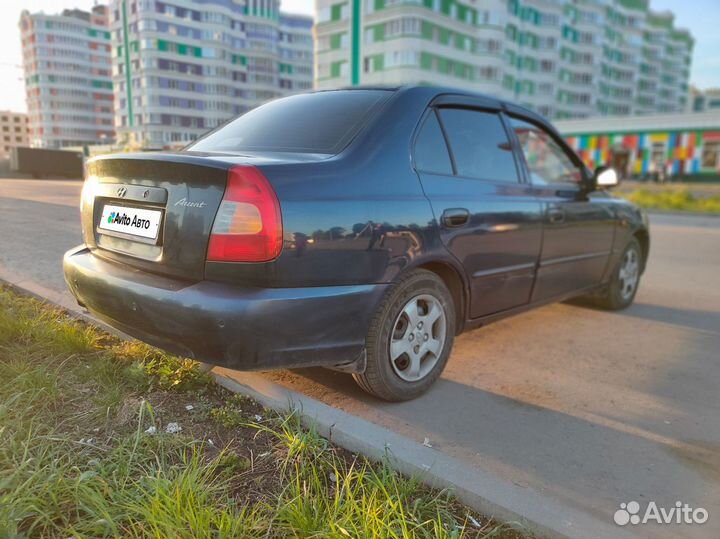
592 237 642 310
353 270 455 401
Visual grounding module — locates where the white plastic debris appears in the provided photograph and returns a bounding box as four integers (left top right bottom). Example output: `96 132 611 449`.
422 437 432 448
165 422 182 434
185 404 194 411
79 438 95 445
254 414 263 422
144 425 157 435
468 515 482 528
208 439 215 446
79 470 97 482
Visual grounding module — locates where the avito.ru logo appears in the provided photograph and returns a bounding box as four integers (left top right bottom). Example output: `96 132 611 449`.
614 500 708 526
107 211 152 230
108 211 132 226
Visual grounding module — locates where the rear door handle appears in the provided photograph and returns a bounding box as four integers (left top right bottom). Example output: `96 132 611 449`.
442 208 470 228
547 207 565 224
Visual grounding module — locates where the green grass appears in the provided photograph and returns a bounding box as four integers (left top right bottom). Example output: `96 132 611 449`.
0 287 527 539
621 189 720 214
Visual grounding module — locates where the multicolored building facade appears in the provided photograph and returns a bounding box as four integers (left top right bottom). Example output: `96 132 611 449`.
556 112 720 181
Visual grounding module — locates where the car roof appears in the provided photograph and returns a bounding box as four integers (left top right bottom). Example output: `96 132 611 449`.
314 84 550 127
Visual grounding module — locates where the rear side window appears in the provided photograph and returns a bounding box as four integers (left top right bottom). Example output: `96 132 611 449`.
414 111 453 175
438 108 519 183
187 90 390 154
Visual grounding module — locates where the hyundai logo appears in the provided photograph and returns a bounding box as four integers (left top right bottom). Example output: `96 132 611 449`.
117 187 127 198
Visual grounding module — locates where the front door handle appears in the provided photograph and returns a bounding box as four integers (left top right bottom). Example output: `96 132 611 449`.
442 208 470 228
547 207 565 224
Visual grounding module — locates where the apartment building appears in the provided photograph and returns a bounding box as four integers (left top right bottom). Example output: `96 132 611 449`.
110 0 313 149
315 0 693 119
19 6 115 148
0 112 30 159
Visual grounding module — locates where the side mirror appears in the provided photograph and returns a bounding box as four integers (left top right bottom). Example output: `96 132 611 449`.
592 166 619 190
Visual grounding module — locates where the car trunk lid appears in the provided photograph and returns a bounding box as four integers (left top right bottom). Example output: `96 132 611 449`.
83 153 230 281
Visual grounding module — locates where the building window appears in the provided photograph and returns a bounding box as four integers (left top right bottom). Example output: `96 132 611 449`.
650 142 666 168
540 60 555 73
385 18 420 38
701 141 720 169
384 50 419 68
539 13 559 26
538 83 554 95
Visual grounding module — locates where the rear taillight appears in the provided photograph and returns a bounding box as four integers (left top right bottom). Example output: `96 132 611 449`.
207 165 283 262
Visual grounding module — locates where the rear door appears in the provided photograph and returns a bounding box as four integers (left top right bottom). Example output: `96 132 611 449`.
414 98 543 318
506 114 616 300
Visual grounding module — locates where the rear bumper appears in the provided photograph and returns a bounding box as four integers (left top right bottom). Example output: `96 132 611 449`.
63 246 387 371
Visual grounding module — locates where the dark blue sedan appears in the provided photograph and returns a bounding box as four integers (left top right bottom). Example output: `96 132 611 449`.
64 86 649 401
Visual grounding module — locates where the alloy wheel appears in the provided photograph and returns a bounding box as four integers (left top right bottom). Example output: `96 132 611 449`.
618 247 640 301
389 294 447 382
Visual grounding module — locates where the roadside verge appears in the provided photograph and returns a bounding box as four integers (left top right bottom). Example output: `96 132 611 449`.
0 263 639 539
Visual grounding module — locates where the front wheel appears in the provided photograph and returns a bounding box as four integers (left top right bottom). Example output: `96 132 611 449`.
592 237 643 310
353 270 455 401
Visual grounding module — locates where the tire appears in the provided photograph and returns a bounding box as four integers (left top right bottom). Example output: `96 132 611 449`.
592 237 642 310
353 269 455 401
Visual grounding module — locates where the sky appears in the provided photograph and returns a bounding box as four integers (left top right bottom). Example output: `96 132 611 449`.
650 0 720 90
0 0 716 113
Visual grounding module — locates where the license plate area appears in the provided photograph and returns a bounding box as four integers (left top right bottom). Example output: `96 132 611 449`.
98 203 163 244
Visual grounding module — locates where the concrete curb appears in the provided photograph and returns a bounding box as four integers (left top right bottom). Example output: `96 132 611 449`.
213 369 639 539
0 266 639 539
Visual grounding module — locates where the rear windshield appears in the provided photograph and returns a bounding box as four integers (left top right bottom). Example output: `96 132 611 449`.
187 90 391 155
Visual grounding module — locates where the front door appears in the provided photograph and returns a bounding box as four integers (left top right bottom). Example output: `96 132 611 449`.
414 101 543 318
507 116 616 301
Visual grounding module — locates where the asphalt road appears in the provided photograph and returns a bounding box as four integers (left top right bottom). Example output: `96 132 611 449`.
1 178 719 538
